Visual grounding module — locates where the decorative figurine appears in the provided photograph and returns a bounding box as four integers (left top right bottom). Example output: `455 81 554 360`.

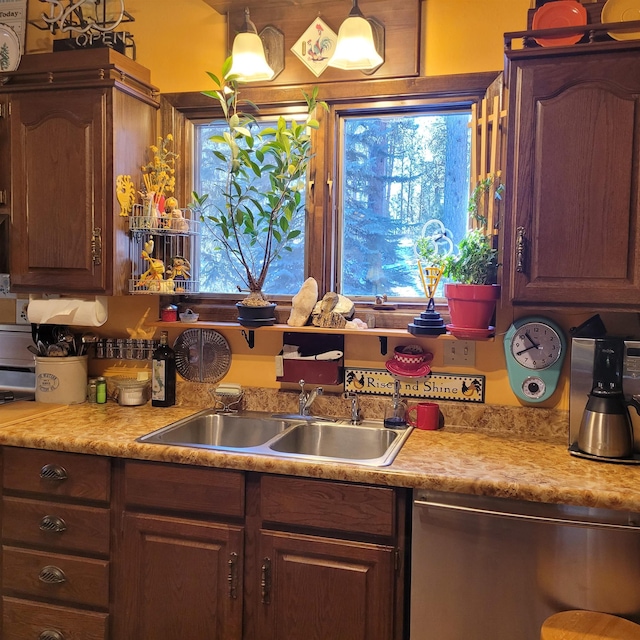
138 250 166 289
116 174 136 216
166 256 191 293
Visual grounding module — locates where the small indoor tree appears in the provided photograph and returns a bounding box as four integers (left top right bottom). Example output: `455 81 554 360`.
193 58 327 318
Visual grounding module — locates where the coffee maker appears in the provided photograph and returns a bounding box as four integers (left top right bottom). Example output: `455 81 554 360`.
570 337 640 462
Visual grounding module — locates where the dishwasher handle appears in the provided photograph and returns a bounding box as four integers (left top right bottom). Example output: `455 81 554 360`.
414 498 639 532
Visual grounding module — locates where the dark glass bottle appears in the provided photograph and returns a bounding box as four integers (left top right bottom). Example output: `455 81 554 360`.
151 331 176 407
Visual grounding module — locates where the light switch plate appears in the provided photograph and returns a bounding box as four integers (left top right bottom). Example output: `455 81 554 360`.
15 298 29 324
443 340 475 366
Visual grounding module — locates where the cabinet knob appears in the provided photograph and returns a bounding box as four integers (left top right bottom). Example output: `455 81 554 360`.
39 631 65 640
39 515 67 533
38 565 66 584
39 464 68 482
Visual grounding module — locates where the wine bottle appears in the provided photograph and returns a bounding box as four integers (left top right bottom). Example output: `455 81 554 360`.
151 331 176 407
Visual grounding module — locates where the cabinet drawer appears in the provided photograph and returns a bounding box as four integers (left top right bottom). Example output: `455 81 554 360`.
3 448 111 503
3 496 110 556
3 595 108 640
3 546 109 609
124 460 244 518
260 475 396 538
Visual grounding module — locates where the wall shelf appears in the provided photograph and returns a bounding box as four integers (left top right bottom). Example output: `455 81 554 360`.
150 321 490 355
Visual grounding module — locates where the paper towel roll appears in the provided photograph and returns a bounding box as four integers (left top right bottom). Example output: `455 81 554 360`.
27 296 108 327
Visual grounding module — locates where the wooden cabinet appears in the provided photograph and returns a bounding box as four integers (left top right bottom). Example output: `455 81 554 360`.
115 463 407 640
114 461 245 640
0 49 158 295
1 447 111 640
502 43 640 307
0 450 407 639
246 474 406 640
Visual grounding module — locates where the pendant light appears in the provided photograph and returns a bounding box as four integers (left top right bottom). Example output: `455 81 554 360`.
328 0 384 71
228 7 275 82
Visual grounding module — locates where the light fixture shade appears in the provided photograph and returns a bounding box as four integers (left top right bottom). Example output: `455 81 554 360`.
328 15 383 70
229 32 275 82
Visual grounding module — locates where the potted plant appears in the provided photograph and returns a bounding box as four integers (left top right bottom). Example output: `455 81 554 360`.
192 58 327 327
441 176 503 336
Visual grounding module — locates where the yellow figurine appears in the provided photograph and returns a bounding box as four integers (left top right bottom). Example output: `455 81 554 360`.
116 175 136 217
138 250 166 289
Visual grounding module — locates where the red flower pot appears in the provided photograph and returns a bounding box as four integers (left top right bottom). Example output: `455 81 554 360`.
444 283 501 330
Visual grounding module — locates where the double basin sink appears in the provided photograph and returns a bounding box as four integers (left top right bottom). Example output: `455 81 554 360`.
138 410 412 467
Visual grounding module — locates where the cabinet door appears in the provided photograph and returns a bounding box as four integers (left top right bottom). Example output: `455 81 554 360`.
504 48 640 306
250 530 395 640
116 512 243 640
9 88 108 293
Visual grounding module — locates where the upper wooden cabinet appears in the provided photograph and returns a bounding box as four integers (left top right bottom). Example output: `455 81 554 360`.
0 49 158 295
502 43 640 308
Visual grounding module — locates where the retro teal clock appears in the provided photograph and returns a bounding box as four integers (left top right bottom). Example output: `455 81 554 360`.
503 316 566 403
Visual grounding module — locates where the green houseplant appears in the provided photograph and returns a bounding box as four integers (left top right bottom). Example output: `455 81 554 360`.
193 58 326 326
441 176 503 335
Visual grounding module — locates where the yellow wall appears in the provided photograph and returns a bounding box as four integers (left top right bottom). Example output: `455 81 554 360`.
25 0 532 91
13 0 594 411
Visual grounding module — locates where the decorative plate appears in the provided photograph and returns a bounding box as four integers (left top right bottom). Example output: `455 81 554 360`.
532 1 587 47
174 329 231 383
0 24 21 73
602 0 640 40
385 359 432 379
446 324 495 340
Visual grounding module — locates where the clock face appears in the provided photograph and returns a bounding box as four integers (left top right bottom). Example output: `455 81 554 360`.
509 321 562 370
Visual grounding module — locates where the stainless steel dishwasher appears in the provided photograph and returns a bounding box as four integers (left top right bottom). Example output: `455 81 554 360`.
411 489 640 640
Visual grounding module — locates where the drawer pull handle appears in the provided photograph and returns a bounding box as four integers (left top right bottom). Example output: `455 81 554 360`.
38 565 66 584
228 551 238 599
40 464 68 482
39 630 65 640
39 515 67 533
261 557 271 605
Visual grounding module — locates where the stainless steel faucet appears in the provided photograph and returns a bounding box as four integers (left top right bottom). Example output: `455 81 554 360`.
299 380 324 416
344 391 361 424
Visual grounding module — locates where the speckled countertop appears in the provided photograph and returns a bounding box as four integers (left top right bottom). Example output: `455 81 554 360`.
1 385 639 513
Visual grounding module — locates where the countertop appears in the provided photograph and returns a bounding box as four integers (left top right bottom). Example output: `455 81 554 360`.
1 400 639 513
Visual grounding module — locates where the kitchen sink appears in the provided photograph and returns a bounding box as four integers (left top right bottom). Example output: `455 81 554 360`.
137 411 291 448
137 410 412 467
269 421 402 462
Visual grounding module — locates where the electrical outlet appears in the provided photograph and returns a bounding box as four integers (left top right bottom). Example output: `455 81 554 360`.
15 298 29 324
443 340 475 366
0 273 13 297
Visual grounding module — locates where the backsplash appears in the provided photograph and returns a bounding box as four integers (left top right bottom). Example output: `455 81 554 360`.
175 380 569 445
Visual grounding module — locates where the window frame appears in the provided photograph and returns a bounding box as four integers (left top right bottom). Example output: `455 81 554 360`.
161 72 500 324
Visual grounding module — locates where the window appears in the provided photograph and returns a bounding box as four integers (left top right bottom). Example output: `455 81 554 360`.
170 74 496 310
195 116 307 296
337 109 470 299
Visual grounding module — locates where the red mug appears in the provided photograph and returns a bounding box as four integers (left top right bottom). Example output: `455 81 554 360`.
406 402 440 430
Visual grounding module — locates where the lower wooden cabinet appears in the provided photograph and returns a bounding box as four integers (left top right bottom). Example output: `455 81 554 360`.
3 596 109 640
115 513 244 639
1 450 407 639
252 530 395 640
1 447 111 640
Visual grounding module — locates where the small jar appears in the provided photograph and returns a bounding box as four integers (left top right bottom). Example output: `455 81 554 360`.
96 377 107 404
87 378 98 403
161 304 178 322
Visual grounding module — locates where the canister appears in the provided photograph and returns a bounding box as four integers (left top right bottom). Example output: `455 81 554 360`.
161 304 178 322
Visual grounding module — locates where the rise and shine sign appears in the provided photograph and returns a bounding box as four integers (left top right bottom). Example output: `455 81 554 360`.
344 368 485 403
